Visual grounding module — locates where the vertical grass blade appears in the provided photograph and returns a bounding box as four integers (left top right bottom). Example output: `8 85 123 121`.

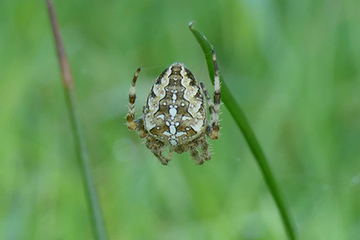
189 22 296 240
46 1 108 239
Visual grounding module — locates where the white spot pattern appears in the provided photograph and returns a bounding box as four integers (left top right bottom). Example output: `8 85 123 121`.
144 63 207 146
169 107 177 118
169 125 176 134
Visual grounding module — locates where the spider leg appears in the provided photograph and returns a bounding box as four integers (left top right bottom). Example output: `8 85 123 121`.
145 136 171 165
200 83 215 138
211 50 221 140
166 148 173 161
198 135 211 161
200 52 220 140
200 50 221 140
126 67 141 131
190 145 204 165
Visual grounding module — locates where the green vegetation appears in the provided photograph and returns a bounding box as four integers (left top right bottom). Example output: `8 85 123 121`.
190 23 295 239
1 0 359 239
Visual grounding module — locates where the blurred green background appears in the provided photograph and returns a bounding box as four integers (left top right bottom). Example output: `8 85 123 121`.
1 0 360 239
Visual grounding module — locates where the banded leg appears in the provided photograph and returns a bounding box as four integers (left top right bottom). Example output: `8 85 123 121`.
126 67 141 130
200 50 221 140
190 146 204 165
200 83 215 138
145 137 172 165
198 135 211 161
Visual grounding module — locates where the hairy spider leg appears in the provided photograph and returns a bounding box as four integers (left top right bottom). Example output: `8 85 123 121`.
200 50 221 140
198 135 211 161
212 50 221 140
189 145 204 165
126 67 141 130
145 137 173 165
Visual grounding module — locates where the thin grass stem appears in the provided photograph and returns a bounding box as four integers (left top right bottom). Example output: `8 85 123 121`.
46 1 108 239
189 22 296 240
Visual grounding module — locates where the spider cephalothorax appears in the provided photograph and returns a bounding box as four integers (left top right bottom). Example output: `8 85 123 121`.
126 50 221 165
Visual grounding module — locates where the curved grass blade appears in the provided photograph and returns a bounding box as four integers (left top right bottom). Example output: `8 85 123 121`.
189 22 296 240
46 1 108 239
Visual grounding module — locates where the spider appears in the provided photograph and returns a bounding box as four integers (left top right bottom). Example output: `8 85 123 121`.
126 50 221 165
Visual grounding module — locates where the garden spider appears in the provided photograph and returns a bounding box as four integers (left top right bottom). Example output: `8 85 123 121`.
126 50 221 165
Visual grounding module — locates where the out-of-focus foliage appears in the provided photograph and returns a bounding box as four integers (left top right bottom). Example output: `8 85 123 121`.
0 0 359 239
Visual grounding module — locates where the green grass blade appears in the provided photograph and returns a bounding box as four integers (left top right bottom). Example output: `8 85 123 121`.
189 22 296 240
46 1 108 239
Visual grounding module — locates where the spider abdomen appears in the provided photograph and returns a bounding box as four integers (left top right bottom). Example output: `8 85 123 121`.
127 50 220 165
144 63 206 146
